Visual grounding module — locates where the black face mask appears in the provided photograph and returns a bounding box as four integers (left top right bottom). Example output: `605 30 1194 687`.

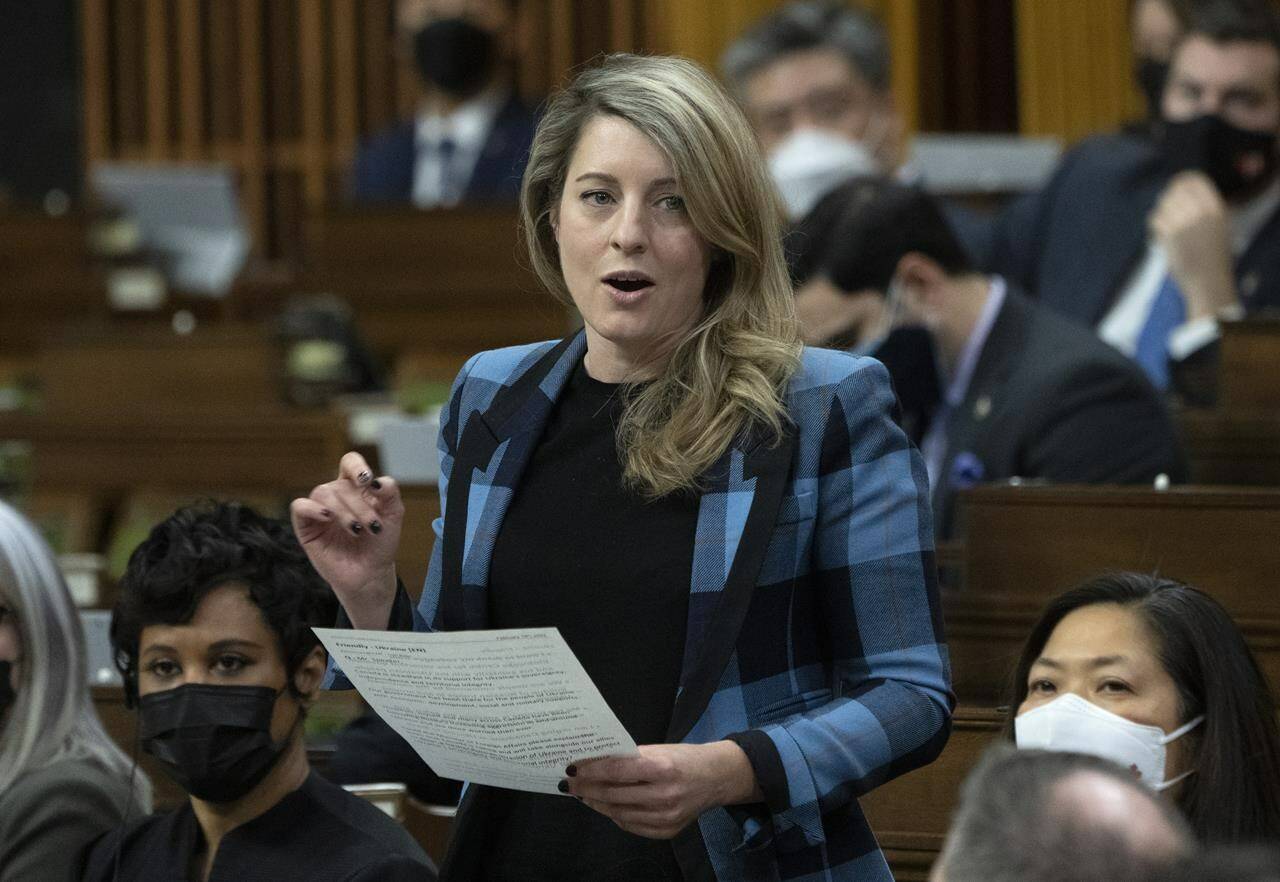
0 660 15 725
1134 58 1170 121
1161 113 1280 200
139 683 291 803
413 18 496 98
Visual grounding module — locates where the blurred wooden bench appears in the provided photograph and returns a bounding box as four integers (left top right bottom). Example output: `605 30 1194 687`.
1178 317 1280 484
946 484 1280 703
294 208 575 382
0 211 109 353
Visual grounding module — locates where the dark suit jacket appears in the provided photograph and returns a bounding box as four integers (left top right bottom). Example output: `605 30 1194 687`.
988 132 1280 403
351 94 537 205
877 288 1188 540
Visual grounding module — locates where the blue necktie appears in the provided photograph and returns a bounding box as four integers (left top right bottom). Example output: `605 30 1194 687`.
436 137 458 205
1133 274 1186 390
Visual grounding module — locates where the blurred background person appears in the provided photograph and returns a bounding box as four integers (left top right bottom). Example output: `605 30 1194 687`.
990 0 1280 401
352 0 536 207
930 746 1194 882
721 0 898 220
790 178 1185 539
721 0 992 261
84 502 434 881
0 499 149 882
1007 572 1280 844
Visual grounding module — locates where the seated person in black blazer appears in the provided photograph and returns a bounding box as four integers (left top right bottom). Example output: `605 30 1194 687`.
352 0 536 207
82 502 435 882
794 179 1187 539
988 0 1280 403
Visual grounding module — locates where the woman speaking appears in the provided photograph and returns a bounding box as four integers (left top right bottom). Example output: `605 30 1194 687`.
293 53 951 882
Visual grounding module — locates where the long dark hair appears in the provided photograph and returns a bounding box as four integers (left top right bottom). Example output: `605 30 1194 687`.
1004 572 1280 845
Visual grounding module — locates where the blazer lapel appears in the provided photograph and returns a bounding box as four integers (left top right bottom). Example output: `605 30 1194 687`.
438 332 586 632
665 426 795 743
935 291 1026 538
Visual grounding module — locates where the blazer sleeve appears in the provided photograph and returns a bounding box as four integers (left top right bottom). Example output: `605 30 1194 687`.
0 765 129 882
323 353 479 690
728 358 954 848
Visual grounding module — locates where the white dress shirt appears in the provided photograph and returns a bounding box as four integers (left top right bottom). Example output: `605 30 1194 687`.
412 87 506 209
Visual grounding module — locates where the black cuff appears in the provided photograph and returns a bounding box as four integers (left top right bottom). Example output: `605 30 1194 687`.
333 579 414 631
724 729 790 815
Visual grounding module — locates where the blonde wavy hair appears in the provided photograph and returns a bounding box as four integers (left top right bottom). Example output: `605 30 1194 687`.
521 54 802 497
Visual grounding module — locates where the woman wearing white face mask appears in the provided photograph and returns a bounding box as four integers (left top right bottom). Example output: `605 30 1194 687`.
1007 572 1280 844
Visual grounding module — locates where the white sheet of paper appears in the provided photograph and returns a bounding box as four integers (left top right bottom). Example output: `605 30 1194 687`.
314 627 639 795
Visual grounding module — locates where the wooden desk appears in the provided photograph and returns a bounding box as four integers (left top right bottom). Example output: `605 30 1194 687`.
36 322 283 420
297 208 574 375
1179 409 1280 485
1220 316 1280 413
948 485 1280 703
0 211 109 352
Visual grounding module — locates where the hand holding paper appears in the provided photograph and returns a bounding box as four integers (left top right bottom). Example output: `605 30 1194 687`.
314 627 638 795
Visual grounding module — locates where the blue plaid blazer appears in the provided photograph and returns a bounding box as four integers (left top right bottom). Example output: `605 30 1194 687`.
347 330 952 880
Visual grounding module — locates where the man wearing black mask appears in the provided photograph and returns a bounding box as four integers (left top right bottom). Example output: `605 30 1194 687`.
989 0 1280 404
352 0 536 207
82 502 436 881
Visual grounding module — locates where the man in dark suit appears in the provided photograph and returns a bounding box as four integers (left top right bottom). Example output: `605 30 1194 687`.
990 0 1280 403
799 180 1186 540
351 0 536 207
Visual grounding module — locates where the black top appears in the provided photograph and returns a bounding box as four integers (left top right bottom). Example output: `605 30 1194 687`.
480 357 696 881
80 772 434 882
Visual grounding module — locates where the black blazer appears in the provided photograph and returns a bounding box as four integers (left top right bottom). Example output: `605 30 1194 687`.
876 288 1188 540
350 94 537 205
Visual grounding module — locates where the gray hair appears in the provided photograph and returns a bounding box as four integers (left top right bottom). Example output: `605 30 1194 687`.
720 1 891 96
936 746 1193 882
0 500 150 808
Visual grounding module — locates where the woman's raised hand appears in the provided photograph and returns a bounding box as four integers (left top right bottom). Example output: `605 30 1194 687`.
290 451 404 629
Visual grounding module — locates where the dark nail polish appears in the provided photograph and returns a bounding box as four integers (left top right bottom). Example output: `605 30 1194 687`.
370 479 382 490
357 470 371 484
557 779 569 794
565 764 577 777
369 521 382 534
350 522 363 534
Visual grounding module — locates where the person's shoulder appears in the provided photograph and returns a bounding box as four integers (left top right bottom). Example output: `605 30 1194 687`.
493 93 540 133
461 339 564 386
1013 292 1155 389
1053 130 1161 182
357 118 416 160
80 807 176 881
0 755 132 821
790 346 892 396
302 774 432 868
785 347 897 432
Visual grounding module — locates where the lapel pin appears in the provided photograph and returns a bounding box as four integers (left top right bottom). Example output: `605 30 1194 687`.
1241 272 1260 299
973 396 992 420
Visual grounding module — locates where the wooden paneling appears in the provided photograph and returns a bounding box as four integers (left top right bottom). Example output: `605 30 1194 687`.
79 0 654 260
1016 0 1140 142
293 207 573 369
949 485 1280 703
